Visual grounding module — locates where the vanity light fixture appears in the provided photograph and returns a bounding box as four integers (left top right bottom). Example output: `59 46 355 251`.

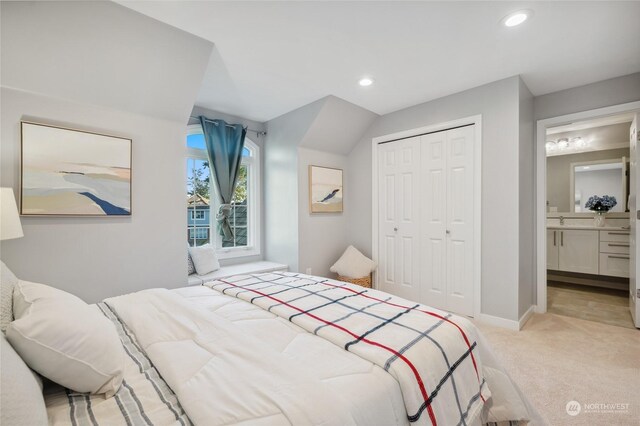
358 77 374 87
545 136 590 154
557 138 570 149
502 10 531 27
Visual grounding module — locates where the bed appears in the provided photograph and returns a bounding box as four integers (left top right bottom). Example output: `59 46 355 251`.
5 269 542 426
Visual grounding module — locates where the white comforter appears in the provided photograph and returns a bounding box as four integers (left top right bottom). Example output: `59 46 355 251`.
106 287 408 426
101 277 541 426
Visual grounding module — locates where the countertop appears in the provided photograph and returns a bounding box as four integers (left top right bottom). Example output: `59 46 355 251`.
546 225 630 231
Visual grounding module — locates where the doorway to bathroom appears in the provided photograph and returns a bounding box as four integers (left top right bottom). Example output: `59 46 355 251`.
536 103 640 329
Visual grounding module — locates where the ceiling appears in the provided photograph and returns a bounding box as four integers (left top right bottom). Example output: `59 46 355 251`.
118 1 640 122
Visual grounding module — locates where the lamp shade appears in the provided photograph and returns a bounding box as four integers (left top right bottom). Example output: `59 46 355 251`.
1 188 24 241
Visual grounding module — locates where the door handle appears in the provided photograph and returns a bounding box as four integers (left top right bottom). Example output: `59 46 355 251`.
553 231 556 246
446 230 451 235
608 232 629 235
608 255 630 259
608 243 629 247
561 231 564 246
394 227 398 232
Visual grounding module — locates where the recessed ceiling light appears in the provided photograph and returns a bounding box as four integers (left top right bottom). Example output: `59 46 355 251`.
502 10 531 27
358 77 374 87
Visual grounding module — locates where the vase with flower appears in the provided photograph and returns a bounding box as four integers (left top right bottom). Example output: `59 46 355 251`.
584 195 617 227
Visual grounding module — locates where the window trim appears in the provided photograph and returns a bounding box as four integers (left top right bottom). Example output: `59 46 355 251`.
186 124 261 259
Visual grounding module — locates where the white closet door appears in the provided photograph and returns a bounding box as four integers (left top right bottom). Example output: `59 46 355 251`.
444 126 475 316
378 136 421 301
421 131 448 310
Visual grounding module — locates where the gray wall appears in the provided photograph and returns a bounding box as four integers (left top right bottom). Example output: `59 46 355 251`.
0 2 212 303
0 88 191 302
264 96 377 274
547 148 630 212
347 76 525 321
518 79 535 318
189 105 267 266
264 99 325 271
534 72 640 121
297 148 349 278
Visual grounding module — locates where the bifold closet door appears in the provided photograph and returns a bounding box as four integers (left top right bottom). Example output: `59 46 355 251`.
378 125 474 317
421 126 474 316
378 136 421 301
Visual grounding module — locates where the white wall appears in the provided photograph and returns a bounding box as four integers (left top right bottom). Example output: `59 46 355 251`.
347 76 525 321
297 148 348 277
0 2 212 303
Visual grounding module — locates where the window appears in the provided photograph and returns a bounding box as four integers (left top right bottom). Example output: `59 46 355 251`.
190 210 205 220
186 125 260 259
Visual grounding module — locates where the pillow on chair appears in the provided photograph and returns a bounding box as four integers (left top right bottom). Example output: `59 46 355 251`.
330 245 377 279
189 243 221 275
6 281 125 397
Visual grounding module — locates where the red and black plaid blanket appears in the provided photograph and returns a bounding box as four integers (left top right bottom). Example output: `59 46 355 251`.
206 272 490 426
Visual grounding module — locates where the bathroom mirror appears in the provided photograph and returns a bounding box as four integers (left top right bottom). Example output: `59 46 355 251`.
569 158 627 212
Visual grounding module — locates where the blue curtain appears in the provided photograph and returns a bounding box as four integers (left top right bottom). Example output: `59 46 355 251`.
199 116 247 240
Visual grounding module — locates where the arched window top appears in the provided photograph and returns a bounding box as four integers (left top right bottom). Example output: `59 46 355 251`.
187 124 255 157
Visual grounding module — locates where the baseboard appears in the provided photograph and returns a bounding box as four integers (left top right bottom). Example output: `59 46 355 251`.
477 313 520 331
518 305 536 330
477 305 537 331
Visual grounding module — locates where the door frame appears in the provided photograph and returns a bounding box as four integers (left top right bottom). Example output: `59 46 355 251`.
535 101 640 313
371 115 482 319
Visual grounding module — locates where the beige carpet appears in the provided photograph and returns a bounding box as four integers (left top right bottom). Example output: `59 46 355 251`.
476 313 640 425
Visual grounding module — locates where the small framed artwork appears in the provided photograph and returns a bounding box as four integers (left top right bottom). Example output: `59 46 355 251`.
309 165 343 213
20 121 132 216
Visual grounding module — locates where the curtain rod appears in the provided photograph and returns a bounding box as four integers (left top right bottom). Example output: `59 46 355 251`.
189 115 267 136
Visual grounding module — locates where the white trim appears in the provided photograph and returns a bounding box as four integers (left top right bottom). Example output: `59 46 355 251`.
371 115 482 319
476 313 520 331
536 101 640 313
185 127 262 259
519 305 536 329
569 158 625 213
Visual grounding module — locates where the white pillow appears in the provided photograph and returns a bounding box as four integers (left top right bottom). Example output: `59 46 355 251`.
330 245 377 279
6 281 125 397
0 333 48 426
1 261 18 333
189 244 220 275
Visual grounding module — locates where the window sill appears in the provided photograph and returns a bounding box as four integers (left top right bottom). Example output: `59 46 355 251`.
216 247 261 260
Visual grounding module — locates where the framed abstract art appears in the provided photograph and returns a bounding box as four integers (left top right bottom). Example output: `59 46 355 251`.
20 121 132 216
309 165 343 213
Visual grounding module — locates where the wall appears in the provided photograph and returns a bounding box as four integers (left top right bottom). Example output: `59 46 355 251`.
547 148 630 212
297 148 348 277
0 2 212 303
0 89 190 302
534 72 640 121
518 78 535 318
189 105 267 266
347 76 524 321
264 99 325 271
265 96 377 273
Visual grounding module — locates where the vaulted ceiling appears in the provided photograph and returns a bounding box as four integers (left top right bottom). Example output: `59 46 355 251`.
119 1 640 122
